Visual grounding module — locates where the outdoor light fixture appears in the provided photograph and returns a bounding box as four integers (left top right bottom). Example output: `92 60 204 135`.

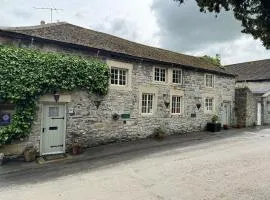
164 101 170 108
195 96 202 110
196 103 201 110
163 94 170 108
53 91 60 103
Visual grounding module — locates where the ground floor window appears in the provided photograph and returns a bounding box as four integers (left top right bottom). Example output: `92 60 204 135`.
171 96 182 114
205 98 214 112
142 93 154 114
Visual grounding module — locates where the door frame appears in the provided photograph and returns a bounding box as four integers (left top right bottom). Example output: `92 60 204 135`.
221 101 231 126
40 103 67 156
257 102 262 126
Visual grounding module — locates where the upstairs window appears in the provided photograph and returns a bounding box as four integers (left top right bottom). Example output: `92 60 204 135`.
172 69 182 84
154 67 166 82
205 74 214 87
111 68 127 86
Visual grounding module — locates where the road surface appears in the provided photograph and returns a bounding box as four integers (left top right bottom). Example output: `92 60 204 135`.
1 127 270 200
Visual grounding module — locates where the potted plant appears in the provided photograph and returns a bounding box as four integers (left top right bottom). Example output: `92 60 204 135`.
207 115 221 132
223 124 229 130
72 143 83 155
211 115 219 123
23 145 37 162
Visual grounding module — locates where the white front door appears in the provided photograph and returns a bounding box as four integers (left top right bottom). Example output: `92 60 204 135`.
257 103 262 126
221 102 230 126
41 104 66 155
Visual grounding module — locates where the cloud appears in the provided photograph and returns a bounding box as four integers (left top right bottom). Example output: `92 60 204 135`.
151 0 243 52
188 35 270 65
151 0 270 64
0 0 268 64
12 9 32 19
94 17 139 42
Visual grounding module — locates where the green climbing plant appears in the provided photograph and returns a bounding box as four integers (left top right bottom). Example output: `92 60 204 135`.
0 45 109 144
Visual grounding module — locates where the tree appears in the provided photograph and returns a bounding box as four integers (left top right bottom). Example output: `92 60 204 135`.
174 0 270 49
201 54 221 66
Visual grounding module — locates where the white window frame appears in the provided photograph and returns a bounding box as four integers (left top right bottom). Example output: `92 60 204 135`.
139 86 158 116
172 69 183 84
204 97 214 113
107 59 133 91
141 93 154 114
171 95 182 115
110 67 128 86
205 73 214 88
153 67 167 83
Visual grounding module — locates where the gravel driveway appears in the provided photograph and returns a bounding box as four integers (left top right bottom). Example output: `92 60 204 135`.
1 127 270 200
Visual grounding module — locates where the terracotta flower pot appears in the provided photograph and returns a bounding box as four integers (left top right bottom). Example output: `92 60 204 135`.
72 145 82 155
24 150 36 162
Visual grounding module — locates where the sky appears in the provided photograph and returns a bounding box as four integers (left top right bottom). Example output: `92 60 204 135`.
1 0 269 65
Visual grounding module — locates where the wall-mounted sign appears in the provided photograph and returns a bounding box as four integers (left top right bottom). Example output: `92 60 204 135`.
121 113 130 119
0 112 11 126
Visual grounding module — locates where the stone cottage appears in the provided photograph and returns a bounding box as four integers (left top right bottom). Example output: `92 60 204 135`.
0 22 235 155
226 59 270 126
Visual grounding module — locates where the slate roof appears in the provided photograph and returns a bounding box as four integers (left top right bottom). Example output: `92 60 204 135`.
0 22 233 76
226 59 270 81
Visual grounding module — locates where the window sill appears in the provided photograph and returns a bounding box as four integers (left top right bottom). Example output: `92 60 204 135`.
171 113 183 117
152 81 167 85
140 113 154 117
109 85 132 91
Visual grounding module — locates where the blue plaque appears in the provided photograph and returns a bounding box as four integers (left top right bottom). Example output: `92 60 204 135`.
0 113 11 126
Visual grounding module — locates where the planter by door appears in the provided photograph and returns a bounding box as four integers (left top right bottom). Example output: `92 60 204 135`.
207 123 221 132
41 104 66 155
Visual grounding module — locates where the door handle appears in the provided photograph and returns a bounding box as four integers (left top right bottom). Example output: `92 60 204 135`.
42 128 45 133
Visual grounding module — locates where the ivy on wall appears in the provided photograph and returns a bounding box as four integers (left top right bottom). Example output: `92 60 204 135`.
0 45 109 144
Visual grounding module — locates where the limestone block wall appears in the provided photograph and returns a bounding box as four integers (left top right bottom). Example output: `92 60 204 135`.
235 88 257 127
0 34 236 152
27 60 235 150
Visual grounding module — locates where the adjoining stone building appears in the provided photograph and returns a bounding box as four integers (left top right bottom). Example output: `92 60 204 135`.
0 22 235 156
226 59 270 127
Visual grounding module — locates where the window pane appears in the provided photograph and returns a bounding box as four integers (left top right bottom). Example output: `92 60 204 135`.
142 93 154 114
111 68 127 85
154 68 166 82
172 70 182 84
49 107 59 117
172 96 181 114
206 74 213 87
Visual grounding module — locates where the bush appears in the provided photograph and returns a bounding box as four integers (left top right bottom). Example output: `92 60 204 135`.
153 125 167 139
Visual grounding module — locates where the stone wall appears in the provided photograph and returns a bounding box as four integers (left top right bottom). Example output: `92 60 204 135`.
0 34 236 153
263 95 270 125
28 61 235 151
235 88 257 127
